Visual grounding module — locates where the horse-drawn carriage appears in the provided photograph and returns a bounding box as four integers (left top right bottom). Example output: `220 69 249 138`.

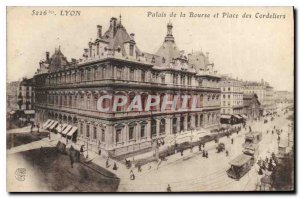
216 143 225 153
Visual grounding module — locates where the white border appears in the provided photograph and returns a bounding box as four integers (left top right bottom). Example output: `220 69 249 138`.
1 0 297 197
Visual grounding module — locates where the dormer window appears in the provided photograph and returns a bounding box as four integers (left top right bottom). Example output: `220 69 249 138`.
151 57 155 63
162 57 166 64
129 44 134 56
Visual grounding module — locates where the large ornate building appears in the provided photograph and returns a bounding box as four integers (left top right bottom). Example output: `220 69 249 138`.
33 16 221 157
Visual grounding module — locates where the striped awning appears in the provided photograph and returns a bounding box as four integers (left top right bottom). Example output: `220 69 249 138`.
56 123 68 133
62 125 72 135
67 126 78 136
42 119 51 128
49 121 58 130
45 120 55 129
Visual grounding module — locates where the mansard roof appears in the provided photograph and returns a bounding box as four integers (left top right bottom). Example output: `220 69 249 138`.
98 17 142 57
155 22 181 65
48 47 69 72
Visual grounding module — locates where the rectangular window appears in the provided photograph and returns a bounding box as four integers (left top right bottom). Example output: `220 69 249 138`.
141 125 145 138
101 129 105 142
116 129 122 143
86 124 90 138
161 76 165 84
129 126 135 140
141 70 145 82
93 125 97 139
130 69 134 81
80 123 83 135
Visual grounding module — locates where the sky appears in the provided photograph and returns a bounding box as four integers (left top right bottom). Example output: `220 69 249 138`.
7 7 294 91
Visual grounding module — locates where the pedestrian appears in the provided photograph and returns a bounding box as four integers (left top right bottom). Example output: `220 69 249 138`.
167 184 172 192
202 150 206 158
258 168 263 175
206 151 208 158
113 162 118 170
70 155 74 168
106 158 110 168
231 138 234 144
265 157 269 163
203 143 205 148
130 170 135 180
98 149 101 155
48 132 51 140
198 144 202 151
37 123 40 133
181 149 184 156
138 164 142 172
272 130 274 134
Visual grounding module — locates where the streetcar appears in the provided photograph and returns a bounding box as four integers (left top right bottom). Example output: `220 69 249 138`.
226 154 254 180
243 131 262 145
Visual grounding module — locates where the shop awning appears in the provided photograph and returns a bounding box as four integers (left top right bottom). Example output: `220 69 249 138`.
241 114 248 119
56 123 68 133
62 125 72 135
221 115 231 119
49 121 58 130
67 126 78 136
233 115 242 119
24 110 35 114
42 119 51 128
45 120 55 129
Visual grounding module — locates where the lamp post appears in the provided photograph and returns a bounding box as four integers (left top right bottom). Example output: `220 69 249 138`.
86 137 89 159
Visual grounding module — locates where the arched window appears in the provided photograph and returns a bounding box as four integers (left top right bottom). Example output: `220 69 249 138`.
151 119 156 138
162 57 165 64
93 125 97 139
160 119 166 134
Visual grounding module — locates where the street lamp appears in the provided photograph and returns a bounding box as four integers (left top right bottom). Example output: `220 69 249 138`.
86 137 89 159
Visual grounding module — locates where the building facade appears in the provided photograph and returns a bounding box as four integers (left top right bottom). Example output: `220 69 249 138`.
220 75 244 125
243 93 261 121
7 81 21 113
33 17 221 157
243 79 276 114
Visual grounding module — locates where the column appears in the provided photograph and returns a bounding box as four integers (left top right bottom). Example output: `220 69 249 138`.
123 124 128 144
146 120 151 140
136 123 141 141
184 115 188 131
165 117 171 135
191 115 195 129
156 119 160 137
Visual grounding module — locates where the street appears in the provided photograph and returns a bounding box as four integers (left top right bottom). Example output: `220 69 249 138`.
117 110 292 192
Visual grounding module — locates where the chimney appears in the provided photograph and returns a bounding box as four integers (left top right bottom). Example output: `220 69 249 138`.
97 25 102 38
130 33 135 40
46 51 50 62
111 17 117 36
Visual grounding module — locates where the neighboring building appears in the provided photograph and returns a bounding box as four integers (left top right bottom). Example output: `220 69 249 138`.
243 79 276 115
16 78 35 123
274 91 294 103
6 81 21 113
33 17 221 157
243 93 261 121
220 75 244 125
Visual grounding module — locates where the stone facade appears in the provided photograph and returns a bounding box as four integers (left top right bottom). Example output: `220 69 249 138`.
33 16 221 157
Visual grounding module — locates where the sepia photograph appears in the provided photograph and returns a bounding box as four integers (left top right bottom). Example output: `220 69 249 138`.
6 6 294 192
